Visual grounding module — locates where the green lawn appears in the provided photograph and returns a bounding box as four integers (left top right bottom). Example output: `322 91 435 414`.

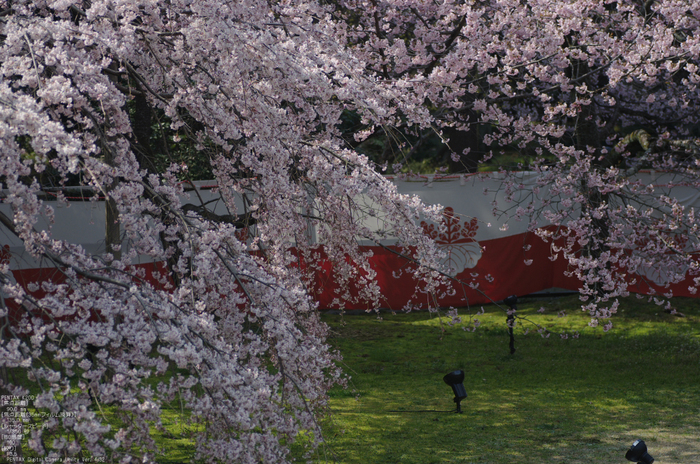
314 295 700 463
5 295 699 463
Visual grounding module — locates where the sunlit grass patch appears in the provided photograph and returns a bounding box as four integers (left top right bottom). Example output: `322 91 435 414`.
315 295 700 463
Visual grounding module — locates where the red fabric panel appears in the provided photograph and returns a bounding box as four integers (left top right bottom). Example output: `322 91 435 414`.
311 233 581 310
5 239 697 318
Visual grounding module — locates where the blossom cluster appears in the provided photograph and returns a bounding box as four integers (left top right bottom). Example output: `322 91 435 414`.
334 0 700 323
0 0 446 462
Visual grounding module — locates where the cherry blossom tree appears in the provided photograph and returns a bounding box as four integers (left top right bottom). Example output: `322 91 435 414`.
0 1 447 462
3 0 700 461
332 0 700 324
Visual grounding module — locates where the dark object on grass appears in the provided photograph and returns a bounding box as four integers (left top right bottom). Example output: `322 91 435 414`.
504 295 517 355
625 439 654 464
443 370 468 413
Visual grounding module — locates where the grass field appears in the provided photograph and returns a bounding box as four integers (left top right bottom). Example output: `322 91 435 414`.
4 294 699 463
314 295 700 463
